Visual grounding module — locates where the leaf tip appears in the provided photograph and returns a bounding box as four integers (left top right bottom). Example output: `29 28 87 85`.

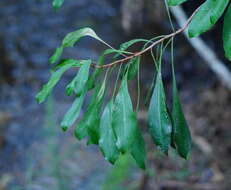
49 47 63 64
180 152 190 160
65 86 73 96
188 30 195 38
225 53 231 61
35 93 43 104
106 157 116 165
61 125 68 132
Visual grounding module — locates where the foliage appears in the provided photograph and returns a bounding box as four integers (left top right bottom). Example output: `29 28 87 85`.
36 0 231 168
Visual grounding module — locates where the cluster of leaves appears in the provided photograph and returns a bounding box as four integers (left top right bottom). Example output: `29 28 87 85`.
36 27 191 169
169 0 231 60
52 0 231 58
37 0 231 168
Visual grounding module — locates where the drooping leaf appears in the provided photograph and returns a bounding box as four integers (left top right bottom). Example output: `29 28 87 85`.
49 47 63 64
167 107 176 149
66 60 91 96
49 27 110 64
74 82 105 144
62 27 105 48
86 48 130 90
114 39 149 59
52 0 64 9
131 126 146 169
74 111 89 140
87 81 106 144
112 76 137 153
171 67 191 159
74 102 99 142
74 85 99 140
36 60 82 103
167 0 188 6
85 104 101 144
223 4 231 61
52 59 82 71
60 93 85 131
121 57 140 80
99 101 119 164
128 57 140 80
148 70 172 154
188 0 229 38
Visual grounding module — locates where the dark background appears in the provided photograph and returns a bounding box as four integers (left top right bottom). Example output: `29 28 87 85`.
0 0 231 189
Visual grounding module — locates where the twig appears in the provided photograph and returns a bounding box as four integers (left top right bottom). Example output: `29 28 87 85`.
94 6 201 69
170 5 231 90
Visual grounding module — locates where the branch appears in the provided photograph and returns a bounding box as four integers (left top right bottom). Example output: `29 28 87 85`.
94 6 201 69
170 6 231 90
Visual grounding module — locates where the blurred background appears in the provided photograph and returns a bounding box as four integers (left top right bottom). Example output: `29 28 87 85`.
0 0 231 189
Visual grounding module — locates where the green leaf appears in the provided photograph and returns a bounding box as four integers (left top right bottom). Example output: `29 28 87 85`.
99 101 119 164
62 27 105 48
131 126 146 169
112 76 137 153
87 82 106 144
114 39 148 59
147 70 172 154
85 104 101 144
66 60 91 96
49 47 63 64
171 68 191 159
74 100 100 142
49 27 110 64
74 83 105 144
122 56 140 80
86 48 129 90
60 93 85 131
52 59 79 71
52 0 64 9
223 4 231 61
36 60 82 103
167 0 188 6
74 114 89 140
188 0 229 38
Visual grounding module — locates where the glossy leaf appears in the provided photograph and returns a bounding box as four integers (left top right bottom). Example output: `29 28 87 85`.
36 60 82 103
49 27 109 64
86 48 129 90
87 81 106 144
148 70 172 154
131 126 146 169
66 60 91 96
74 102 98 142
188 0 229 38
62 27 104 48
52 59 81 71
223 4 231 61
124 57 140 80
172 68 191 159
112 76 137 153
74 85 101 140
49 47 63 64
60 93 85 131
99 101 119 164
75 83 105 144
167 0 188 6
52 0 64 9
114 39 148 59
85 104 101 144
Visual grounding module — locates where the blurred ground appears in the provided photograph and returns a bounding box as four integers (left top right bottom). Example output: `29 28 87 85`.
0 0 231 190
